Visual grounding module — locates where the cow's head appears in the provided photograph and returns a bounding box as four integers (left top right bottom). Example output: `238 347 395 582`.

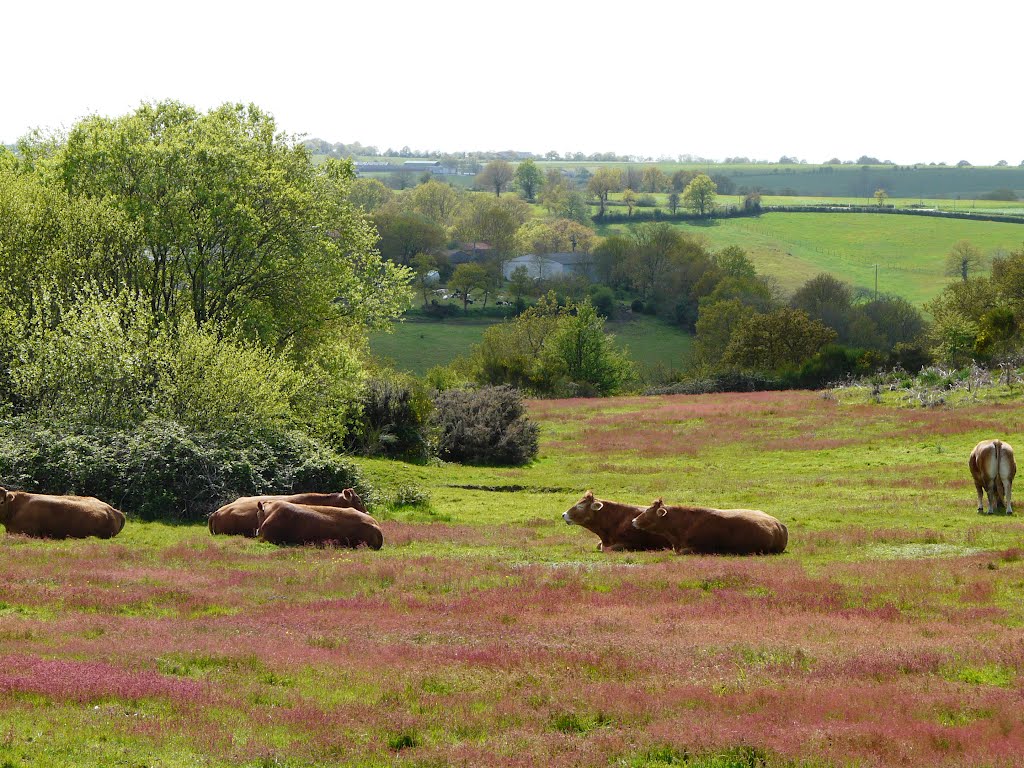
0 488 11 523
563 490 603 526
342 488 365 512
256 500 270 530
632 499 668 530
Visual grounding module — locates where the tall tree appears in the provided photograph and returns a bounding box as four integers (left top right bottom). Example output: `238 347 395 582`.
722 308 837 370
373 208 446 266
48 100 410 347
477 160 515 197
945 240 983 282
411 253 438 307
347 178 393 212
587 168 623 218
513 159 543 201
449 263 488 310
682 174 717 216
408 180 464 230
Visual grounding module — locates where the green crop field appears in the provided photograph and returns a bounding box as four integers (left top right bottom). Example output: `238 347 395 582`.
371 313 693 376
601 212 1024 304
5 388 1024 765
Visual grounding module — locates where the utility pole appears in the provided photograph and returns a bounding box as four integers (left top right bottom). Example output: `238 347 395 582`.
872 264 879 300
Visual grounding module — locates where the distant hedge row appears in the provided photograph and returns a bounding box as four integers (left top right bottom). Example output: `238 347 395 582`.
0 418 368 523
594 205 1024 225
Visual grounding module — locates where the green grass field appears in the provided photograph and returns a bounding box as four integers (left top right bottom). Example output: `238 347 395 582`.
600 212 1024 304
371 313 693 376
5 388 1024 765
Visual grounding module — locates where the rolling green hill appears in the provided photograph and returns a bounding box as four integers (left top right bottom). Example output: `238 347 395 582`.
602 212 1024 305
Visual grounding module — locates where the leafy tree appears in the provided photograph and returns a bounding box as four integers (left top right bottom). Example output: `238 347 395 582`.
874 188 888 206
411 253 438 307
38 100 410 349
743 192 762 212
667 191 681 215
509 265 533 303
945 239 984 282
683 174 717 216
545 299 632 396
513 159 544 200
722 308 837 371
713 246 757 281
626 222 688 299
477 160 515 197
348 178 393 212
860 296 926 349
587 167 623 217
692 299 757 368
449 263 488 310
642 166 669 193
592 234 631 287
516 218 595 256
791 273 854 340
671 169 696 192
408 180 464 230
374 208 446 266
457 194 530 265
622 188 637 217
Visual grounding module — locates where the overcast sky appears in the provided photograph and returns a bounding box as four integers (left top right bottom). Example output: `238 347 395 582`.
3 0 1020 165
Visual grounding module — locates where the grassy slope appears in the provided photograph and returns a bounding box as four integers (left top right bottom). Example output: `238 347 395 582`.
371 313 693 376
5 390 1024 765
602 212 1024 303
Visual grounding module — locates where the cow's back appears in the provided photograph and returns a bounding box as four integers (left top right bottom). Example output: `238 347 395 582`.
258 502 383 549
6 493 124 539
210 490 366 537
686 508 788 555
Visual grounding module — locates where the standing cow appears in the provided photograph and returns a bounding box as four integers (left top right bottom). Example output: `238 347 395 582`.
561 490 671 552
632 499 788 555
0 488 126 539
208 489 366 537
969 439 1016 515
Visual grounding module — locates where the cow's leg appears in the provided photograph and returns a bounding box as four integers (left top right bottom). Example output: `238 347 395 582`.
986 478 998 515
975 480 986 513
1003 476 1014 515
603 542 626 552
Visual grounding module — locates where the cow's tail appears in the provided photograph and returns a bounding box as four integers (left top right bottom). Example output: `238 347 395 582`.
995 440 1005 504
208 513 217 535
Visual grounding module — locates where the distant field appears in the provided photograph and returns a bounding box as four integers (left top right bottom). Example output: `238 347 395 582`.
600 212 1024 304
371 313 693 376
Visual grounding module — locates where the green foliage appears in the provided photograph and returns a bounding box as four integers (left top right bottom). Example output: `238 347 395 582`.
723 308 837 371
471 296 631 396
0 418 367 522
346 374 431 460
431 386 539 466
682 173 717 215
513 159 543 201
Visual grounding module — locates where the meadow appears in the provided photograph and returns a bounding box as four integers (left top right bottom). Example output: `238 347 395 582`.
600 213 1024 303
370 313 693 377
4 390 1024 766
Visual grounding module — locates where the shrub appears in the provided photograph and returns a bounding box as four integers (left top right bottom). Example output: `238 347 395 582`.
0 418 368 522
346 374 431 460
432 386 539 465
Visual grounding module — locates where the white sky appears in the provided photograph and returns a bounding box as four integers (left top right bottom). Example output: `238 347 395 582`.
3 0 1021 165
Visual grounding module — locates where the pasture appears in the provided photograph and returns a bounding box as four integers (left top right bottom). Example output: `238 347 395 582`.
601 213 1024 303
371 314 694 377
3 391 1024 766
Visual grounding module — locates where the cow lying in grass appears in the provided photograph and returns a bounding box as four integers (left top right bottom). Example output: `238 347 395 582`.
562 490 672 552
0 488 126 539
256 500 383 549
209 489 366 537
969 439 1016 515
632 499 787 555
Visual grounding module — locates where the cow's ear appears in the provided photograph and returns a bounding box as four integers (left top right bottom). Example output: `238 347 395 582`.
3 491 13 505
590 501 604 511
257 501 265 513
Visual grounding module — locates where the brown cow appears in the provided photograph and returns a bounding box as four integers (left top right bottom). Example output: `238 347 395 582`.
631 499 787 555
561 490 671 552
0 488 126 539
208 489 366 537
969 439 1016 515
255 500 383 549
